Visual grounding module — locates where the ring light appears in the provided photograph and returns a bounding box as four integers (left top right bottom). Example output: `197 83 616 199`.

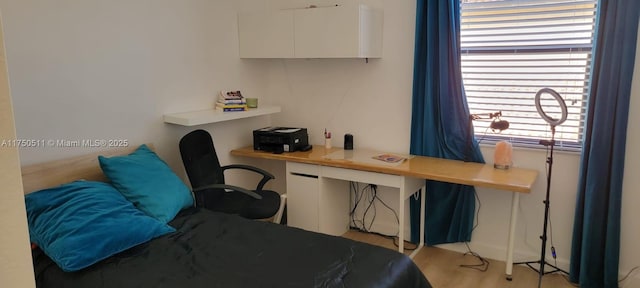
522 88 571 281
534 88 567 127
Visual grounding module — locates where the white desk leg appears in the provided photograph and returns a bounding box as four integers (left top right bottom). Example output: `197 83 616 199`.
409 185 426 258
398 185 405 253
505 192 520 280
420 186 425 247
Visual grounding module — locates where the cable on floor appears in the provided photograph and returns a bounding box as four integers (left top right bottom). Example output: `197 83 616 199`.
460 242 490 272
459 190 490 272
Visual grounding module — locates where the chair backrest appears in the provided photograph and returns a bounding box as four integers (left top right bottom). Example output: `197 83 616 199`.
179 129 226 190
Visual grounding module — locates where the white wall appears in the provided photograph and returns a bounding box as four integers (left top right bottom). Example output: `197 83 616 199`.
620 21 640 287
0 0 279 180
0 12 35 288
1 0 638 284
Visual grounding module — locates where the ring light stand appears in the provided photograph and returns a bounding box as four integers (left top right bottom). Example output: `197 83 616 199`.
515 88 569 287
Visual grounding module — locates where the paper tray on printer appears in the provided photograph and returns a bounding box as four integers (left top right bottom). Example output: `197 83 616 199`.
253 127 309 153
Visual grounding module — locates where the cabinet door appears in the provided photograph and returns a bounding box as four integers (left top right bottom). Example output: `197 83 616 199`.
238 10 294 58
286 162 320 232
294 5 359 58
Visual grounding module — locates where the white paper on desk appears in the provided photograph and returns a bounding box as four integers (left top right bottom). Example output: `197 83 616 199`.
274 128 301 133
323 150 413 167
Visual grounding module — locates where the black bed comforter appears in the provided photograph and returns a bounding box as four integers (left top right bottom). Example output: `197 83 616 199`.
33 208 431 288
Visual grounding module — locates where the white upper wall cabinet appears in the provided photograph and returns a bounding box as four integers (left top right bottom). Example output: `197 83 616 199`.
238 4 383 59
293 4 383 58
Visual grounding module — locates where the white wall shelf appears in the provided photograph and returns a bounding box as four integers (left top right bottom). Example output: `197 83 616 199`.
163 105 281 126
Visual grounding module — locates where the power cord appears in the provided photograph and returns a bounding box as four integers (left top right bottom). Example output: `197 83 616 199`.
472 190 481 232
350 182 366 229
349 183 417 251
620 266 640 284
461 116 491 272
459 190 490 272
474 125 493 146
351 183 378 232
460 242 490 272
362 184 378 231
348 226 418 251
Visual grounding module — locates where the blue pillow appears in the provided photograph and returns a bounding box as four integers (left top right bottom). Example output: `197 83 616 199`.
25 181 175 272
98 144 194 223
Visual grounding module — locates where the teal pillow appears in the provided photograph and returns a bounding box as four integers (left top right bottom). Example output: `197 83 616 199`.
25 181 175 272
98 144 194 223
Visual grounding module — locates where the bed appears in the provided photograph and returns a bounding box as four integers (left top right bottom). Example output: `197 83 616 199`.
22 144 431 288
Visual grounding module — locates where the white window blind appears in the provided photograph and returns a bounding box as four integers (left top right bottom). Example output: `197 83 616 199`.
460 0 597 150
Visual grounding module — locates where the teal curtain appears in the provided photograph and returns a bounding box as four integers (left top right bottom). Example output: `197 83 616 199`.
409 0 484 245
569 0 640 287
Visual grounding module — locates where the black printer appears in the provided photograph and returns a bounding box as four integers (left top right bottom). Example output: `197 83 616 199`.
253 127 310 153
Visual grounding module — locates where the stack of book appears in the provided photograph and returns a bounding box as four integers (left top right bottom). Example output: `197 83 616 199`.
215 90 248 112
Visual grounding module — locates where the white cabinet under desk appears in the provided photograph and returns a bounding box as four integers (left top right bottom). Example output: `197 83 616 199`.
285 161 425 256
286 162 321 232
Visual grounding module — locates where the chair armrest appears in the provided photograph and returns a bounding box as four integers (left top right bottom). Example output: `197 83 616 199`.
221 164 275 191
192 184 262 199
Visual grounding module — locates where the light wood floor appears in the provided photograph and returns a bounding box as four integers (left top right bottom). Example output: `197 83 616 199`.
342 231 578 288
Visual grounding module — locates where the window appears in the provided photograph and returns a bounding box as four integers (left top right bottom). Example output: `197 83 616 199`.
460 0 597 150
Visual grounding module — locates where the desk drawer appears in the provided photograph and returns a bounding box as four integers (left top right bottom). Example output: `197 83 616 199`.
321 166 402 188
287 162 319 176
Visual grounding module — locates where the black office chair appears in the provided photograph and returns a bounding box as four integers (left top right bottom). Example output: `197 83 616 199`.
179 129 285 222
